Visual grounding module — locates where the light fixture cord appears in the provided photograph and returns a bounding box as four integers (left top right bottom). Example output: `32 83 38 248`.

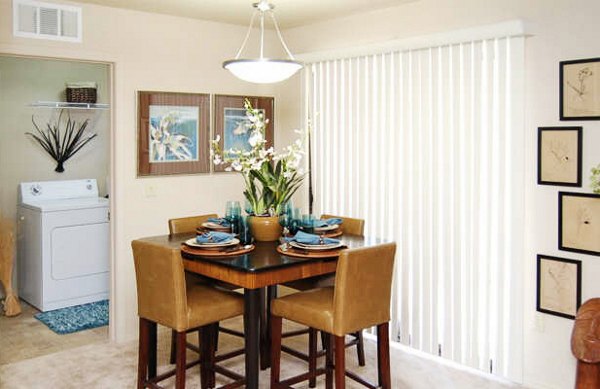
268 11 296 60
260 10 265 59
234 9 259 59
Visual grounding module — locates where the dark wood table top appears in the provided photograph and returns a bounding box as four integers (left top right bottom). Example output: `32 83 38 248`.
137 232 383 289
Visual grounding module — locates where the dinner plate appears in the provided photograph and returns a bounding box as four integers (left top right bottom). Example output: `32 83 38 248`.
314 224 339 232
185 238 239 248
289 241 344 251
201 222 231 231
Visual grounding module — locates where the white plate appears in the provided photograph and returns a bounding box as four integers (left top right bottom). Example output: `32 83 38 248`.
185 238 239 248
202 222 231 230
314 224 339 232
289 241 344 251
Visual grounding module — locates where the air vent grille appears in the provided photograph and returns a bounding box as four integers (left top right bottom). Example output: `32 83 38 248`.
13 0 81 42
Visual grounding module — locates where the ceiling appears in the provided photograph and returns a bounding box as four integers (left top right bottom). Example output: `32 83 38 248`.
73 0 415 29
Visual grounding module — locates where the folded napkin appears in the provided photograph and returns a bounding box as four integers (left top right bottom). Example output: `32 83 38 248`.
207 217 231 227
285 231 340 245
313 218 343 228
196 232 235 244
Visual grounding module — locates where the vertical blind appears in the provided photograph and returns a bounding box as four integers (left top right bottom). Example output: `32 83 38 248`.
305 36 525 381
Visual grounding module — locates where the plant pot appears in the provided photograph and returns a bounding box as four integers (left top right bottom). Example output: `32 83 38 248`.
248 215 282 242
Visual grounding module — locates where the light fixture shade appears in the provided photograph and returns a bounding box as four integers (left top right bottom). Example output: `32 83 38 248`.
223 59 302 84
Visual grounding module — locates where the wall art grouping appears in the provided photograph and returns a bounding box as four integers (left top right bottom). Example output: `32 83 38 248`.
137 92 274 177
560 57 600 121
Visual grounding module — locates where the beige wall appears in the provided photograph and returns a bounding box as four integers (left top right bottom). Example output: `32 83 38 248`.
0 0 302 342
281 1 600 388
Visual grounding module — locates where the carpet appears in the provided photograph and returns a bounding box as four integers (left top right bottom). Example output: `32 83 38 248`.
34 300 109 334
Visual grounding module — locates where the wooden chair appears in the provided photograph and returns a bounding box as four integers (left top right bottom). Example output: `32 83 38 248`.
132 240 245 389
572 298 600 388
281 214 367 385
271 242 396 389
168 214 245 364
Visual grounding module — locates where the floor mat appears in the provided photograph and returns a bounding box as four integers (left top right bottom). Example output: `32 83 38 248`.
34 300 109 334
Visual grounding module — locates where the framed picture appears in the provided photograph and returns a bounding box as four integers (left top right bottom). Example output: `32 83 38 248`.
213 94 274 172
536 254 581 319
137 91 210 176
559 192 600 256
560 57 600 120
537 127 582 186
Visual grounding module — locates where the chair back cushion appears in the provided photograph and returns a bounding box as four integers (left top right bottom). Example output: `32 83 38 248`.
168 214 218 235
321 214 364 236
131 240 188 331
332 242 396 335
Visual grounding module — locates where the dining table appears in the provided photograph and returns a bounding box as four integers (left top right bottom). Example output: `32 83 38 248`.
136 231 382 389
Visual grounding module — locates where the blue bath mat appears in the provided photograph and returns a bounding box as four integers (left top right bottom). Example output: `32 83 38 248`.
34 300 109 334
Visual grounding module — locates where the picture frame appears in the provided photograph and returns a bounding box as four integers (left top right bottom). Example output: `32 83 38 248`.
137 91 210 176
536 254 581 320
560 57 600 120
559 192 600 256
537 126 582 186
213 94 274 172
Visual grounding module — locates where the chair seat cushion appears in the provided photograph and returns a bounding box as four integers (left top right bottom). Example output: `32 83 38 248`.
271 287 335 334
186 284 244 329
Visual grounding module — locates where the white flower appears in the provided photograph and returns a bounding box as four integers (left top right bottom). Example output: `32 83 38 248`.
225 166 232 172
232 161 243 172
248 131 264 147
215 134 221 142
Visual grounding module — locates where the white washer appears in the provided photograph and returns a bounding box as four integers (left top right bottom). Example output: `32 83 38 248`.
17 179 110 311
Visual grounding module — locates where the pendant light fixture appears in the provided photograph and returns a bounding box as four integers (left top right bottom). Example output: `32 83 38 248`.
223 0 302 84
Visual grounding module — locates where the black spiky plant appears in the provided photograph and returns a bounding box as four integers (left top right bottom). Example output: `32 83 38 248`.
26 110 97 173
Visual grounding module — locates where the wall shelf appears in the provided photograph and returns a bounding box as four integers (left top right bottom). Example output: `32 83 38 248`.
29 101 109 110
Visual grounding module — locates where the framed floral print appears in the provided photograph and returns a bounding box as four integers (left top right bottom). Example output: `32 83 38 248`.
559 192 600 256
536 254 581 320
213 94 274 172
537 127 582 186
560 57 600 120
137 91 210 176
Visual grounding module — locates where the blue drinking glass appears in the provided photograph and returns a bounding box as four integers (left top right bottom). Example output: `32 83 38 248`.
301 214 316 234
239 216 253 245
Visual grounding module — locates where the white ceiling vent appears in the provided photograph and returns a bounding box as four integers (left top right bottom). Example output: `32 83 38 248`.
13 0 82 42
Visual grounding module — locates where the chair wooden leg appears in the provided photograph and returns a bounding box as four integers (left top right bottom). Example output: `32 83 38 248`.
335 335 346 389
148 321 157 379
377 323 391 389
175 331 187 389
355 331 366 367
137 318 150 389
325 333 333 389
308 328 318 387
170 329 177 364
270 315 283 388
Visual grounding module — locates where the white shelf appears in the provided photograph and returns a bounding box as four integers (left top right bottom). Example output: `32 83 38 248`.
29 101 109 110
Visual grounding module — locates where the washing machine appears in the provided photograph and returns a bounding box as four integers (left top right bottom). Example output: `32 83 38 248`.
17 179 110 311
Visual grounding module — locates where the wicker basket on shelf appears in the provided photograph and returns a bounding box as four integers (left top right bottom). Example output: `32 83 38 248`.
66 82 97 104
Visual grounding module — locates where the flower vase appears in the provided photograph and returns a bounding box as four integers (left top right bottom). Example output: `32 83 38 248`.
248 215 282 242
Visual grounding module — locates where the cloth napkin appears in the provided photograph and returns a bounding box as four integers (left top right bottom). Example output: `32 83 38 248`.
196 231 235 244
285 231 340 245
313 218 343 228
207 217 231 227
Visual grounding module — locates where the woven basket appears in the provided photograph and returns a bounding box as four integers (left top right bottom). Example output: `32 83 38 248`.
66 87 97 104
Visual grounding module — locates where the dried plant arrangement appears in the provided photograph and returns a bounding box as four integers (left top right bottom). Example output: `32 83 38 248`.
26 110 97 172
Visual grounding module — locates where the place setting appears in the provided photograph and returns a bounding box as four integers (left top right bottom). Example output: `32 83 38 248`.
277 230 347 258
181 230 255 257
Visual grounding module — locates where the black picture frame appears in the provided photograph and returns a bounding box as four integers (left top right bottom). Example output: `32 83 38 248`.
559 192 600 256
536 254 582 320
560 57 600 121
537 126 582 186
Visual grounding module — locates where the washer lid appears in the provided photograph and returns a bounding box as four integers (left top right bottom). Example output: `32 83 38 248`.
19 179 99 203
20 197 109 212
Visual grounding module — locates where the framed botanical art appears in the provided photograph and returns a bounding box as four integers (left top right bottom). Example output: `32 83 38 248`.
213 94 274 172
536 254 581 320
537 126 582 186
137 91 210 176
560 57 600 120
559 192 600 256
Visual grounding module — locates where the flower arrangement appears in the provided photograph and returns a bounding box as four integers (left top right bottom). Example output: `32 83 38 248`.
591 163 600 194
211 99 305 216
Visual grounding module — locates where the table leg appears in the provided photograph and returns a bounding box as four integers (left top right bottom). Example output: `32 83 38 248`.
260 285 278 370
244 288 260 389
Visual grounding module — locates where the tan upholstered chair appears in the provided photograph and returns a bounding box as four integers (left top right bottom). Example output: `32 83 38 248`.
271 242 396 389
132 240 245 389
0 218 21 316
282 214 367 378
167 214 244 364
